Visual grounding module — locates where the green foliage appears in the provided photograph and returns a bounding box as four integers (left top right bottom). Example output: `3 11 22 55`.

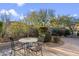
6 22 29 38
0 12 11 38
38 9 47 26
64 29 71 36
24 9 55 27
77 31 79 36
50 18 59 28
0 21 3 33
39 26 48 34
59 16 72 27
28 27 39 37
53 36 60 43
44 31 52 42
27 11 39 25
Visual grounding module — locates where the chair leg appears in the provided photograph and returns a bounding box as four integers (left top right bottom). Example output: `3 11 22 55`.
41 50 43 56
13 50 16 56
24 48 26 56
10 50 13 56
10 50 15 56
35 52 38 56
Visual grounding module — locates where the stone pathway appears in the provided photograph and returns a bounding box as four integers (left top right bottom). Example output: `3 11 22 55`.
44 37 79 56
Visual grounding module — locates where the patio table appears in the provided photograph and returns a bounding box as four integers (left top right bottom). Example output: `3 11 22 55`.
19 37 38 55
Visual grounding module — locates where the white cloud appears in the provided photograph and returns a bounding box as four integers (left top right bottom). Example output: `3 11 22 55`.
0 9 9 15
70 14 78 17
0 9 6 14
0 9 25 20
0 9 19 17
30 9 35 12
73 14 78 17
9 9 19 17
16 3 25 6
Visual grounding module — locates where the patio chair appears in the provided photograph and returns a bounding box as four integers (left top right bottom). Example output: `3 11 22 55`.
9 37 24 56
28 42 43 56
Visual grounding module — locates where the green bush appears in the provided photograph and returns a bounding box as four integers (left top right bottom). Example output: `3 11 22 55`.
0 22 3 33
39 26 48 34
6 22 29 40
28 27 39 37
64 29 71 36
77 31 79 36
53 36 60 43
52 28 71 36
52 28 60 36
44 31 52 42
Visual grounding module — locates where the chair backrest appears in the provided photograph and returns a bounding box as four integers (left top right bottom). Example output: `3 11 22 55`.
36 42 43 50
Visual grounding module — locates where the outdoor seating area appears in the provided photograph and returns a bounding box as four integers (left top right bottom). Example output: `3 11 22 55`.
1 3 79 56
8 37 43 56
0 37 61 56
1 37 79 56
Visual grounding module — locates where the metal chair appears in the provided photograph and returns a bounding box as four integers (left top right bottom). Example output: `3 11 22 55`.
28 42 43 56
9 37 24 56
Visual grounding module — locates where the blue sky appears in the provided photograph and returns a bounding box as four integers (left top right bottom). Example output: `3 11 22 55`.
0 3 79 21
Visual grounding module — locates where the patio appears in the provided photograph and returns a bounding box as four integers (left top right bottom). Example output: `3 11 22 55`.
0 37 79 56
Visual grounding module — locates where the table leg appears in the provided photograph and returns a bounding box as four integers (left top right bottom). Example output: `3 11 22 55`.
24 43 29 56
23 43 26 56
26 43 30 56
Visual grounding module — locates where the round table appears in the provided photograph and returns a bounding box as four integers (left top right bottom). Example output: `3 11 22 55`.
19 37 38 43
19 37 38 55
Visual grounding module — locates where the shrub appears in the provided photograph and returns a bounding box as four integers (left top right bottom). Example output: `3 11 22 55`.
77 31 79 36
52 28 60 36
0 21 3 37
64 29 71 36
6 22 29 40
39 26 48 34
53 36 60 43
38 35 45 42
52 28 71 36
44 31 52 42
28 27 39 37
0 22 3 33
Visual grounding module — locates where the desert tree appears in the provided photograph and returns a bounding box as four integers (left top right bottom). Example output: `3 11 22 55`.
0 12 11 37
